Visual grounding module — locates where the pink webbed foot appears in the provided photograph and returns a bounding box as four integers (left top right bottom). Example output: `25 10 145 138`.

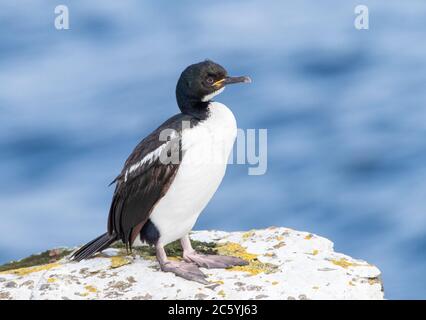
160 260 209 284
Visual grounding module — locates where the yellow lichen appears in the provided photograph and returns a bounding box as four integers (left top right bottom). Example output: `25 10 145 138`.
218 290 226 297
0 262 61 276
85 285 97 293
242 230 256 240
216 242 257 261
304 234 313 240
229 264 263 275
272 281 279 285
110 256 131 269
368 278 380 285
312 250 319 256
47 277 57 283
215 242 277 276
275 236 284 241
168 256 182 262
348 281 355 286
330 258 361 269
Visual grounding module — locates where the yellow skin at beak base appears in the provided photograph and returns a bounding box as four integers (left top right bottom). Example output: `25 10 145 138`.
212 78 226 88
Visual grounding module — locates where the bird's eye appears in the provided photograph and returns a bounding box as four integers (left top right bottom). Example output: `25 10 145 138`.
206 77 214 84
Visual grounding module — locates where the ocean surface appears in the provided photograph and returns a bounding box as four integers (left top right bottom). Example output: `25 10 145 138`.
1 1 426 299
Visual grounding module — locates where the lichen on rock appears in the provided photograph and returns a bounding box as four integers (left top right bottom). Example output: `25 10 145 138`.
0 248 72 273
216 242 278 275
0 227 384 300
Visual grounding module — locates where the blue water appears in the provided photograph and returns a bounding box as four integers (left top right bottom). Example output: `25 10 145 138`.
1 1 426 299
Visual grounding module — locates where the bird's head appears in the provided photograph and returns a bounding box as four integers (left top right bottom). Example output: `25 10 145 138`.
176 60 251 117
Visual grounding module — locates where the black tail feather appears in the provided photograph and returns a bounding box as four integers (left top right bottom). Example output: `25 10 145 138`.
71 233 117 262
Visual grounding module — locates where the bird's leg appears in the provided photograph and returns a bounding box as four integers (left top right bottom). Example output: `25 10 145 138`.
155 243 209 284
181 234 249 269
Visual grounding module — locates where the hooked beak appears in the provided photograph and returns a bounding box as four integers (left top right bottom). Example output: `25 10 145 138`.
213 76 252 88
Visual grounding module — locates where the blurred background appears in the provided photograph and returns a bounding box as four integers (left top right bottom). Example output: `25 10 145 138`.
1 0 425 299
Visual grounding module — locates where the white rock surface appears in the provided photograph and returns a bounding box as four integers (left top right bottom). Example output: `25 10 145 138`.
0 227 384 300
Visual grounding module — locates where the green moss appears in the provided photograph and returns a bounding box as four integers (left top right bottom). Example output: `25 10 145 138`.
112 240 217 258
0 240 217 273
0 248 73 273
164 239 217 256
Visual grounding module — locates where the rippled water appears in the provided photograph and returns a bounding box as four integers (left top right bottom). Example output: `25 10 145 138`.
1 1 426 299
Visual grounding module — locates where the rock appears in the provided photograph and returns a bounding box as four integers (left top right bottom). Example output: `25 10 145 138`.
4 281 17 288
0 227 384 300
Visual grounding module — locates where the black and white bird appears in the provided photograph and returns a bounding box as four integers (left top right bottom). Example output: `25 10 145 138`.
71 60 251 284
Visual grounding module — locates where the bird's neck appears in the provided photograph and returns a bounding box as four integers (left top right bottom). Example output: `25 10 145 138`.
176 91 210 120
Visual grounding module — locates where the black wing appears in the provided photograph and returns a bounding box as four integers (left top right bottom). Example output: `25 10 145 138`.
107 113 196 247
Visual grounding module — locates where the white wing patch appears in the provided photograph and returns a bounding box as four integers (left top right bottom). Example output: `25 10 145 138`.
124 143 168 183
124 130 180 182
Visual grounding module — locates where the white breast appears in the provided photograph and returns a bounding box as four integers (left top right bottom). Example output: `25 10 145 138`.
149 102 237 245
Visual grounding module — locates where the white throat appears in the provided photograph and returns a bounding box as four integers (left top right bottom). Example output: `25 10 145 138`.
201 87 225 102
